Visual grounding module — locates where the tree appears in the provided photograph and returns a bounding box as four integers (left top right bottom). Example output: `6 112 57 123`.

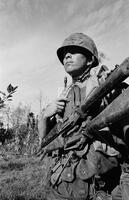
0 84 18 145
0 84 18 109
10 103 30 130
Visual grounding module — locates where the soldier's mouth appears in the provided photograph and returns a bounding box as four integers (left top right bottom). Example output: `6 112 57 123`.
65 61 73 66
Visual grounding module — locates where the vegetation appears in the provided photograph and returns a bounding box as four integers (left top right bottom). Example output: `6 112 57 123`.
0 84 49 200
0 156 49 200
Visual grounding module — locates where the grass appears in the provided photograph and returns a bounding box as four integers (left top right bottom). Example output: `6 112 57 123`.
0 155 51 200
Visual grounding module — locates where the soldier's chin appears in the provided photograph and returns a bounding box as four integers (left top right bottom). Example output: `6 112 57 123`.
66 70 77 77
65 67 75 76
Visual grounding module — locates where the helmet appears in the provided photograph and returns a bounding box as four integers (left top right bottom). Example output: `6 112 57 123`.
57 33 99 67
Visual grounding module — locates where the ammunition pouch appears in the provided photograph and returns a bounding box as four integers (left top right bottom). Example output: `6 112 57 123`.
76 145 118 180
50 151 76 185
61 162 78 182
50 162 77 186
50 145 118 187
95 151 118 175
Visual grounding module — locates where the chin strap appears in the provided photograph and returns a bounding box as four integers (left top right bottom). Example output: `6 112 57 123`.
72 69 91 83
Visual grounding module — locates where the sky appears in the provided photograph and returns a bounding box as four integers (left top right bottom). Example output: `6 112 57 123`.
0 0 129 114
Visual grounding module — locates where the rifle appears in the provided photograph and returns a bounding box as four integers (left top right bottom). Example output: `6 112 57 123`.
86 86 129 134
38 85 129 159
83 85 129 155
39 57 129 151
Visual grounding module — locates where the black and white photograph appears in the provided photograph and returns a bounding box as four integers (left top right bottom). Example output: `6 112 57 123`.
0 0 129 199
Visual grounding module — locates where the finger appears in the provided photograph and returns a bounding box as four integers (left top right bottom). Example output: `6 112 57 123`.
57 97 69 102
57 108 65 114
57 109 63 113
57 105 65 110
57 105 65 111
56 101 66 106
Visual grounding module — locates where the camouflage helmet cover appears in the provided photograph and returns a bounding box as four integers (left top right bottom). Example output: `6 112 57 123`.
57 33 99 67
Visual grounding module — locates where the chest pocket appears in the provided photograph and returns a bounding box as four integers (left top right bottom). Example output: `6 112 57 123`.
61 84 86 147
63 84 82 122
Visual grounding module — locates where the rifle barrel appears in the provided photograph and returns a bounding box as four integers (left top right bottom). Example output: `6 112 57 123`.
81 57 129 113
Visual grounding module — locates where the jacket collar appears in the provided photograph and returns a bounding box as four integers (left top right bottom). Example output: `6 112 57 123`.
72 70 90 83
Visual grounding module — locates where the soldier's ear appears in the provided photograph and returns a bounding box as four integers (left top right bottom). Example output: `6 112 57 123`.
87 56 94 67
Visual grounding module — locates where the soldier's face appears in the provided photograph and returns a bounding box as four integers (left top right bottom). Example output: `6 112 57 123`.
63 51 89 77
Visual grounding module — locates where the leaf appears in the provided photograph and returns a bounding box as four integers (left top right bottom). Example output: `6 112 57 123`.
7 84 14 93
0 91 6 95
13 86 18 91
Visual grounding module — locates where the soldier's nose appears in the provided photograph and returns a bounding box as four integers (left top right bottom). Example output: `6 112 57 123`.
65 52 72 59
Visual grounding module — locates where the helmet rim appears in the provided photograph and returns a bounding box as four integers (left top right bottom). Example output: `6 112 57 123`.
57 44 99 68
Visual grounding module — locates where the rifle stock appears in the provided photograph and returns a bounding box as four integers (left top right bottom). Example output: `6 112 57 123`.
40 58 129 149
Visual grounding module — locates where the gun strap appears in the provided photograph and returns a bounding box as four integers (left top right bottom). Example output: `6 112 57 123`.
52 151 74 187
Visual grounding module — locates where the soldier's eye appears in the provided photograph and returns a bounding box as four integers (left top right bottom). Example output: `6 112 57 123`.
63 52 67 58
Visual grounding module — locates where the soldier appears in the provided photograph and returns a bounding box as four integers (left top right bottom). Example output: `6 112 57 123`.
38 33 127 200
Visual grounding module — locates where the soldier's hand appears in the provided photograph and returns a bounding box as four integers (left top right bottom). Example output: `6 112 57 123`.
43 97 69 118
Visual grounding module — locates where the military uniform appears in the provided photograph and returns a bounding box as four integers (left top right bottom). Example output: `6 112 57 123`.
45 72 123 200
41 33 129 200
